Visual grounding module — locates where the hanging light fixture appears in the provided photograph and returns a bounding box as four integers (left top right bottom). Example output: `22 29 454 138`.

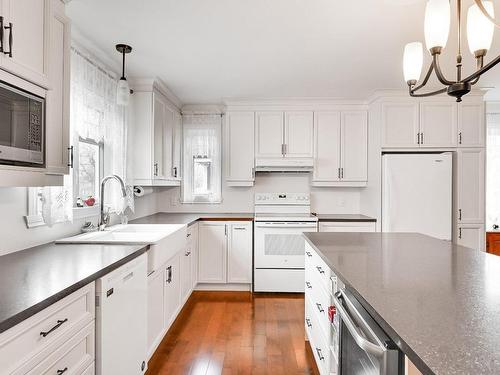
115 44 132 106
403 0 498 102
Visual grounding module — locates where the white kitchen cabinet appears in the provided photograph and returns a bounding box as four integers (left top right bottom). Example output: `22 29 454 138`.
381 101 420 148
198 222 227 283
147 267 164 357
44 0 70 176
255 111 284 158
163 253 181 328
341 111 368 182
180 246 192 304
227 223 253 283
312 110 367 187
172 112 182 180
313 111 341 184
284 111 314 158
0 0 50 88
458 101 485 147
319 221 376 232
419 102 457 148
188 223 199 290
457 224 485 252
457 148 485 224
129 88 181 186
225 111 255 186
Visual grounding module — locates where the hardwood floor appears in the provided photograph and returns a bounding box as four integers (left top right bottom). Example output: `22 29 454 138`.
147 291 319 375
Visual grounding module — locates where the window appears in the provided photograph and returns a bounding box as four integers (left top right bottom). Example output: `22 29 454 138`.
182 115 222 203
73 137 104 206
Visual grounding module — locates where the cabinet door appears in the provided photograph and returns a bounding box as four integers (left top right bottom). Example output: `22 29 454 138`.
180 248 192 303
198 222 227 283
225 111 255 186
381 102 419 148
45 0 70 175
319 222 376 232
313 111 341 183
457 224 485 252
284 111 314 158
255 111 283 158
341 111 368 182
1 0 49 87
227 223 253 283
153 93 166 179
458 102 485 147
457 149 485 223
172 112 182 179
163 253 180 328
189 224 199 289
163 105 174 179
420 102 457 147
147 268 164 354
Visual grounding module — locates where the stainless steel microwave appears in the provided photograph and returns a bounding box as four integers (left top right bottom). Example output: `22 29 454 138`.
0 81 45 167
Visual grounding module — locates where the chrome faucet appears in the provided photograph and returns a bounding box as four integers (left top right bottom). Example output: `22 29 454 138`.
99 175 127 231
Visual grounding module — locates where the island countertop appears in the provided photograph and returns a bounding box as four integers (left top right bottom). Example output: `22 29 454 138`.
0 242 148 334
303 232 500 375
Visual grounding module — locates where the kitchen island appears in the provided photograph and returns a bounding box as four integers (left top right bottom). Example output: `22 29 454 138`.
304 232 500 375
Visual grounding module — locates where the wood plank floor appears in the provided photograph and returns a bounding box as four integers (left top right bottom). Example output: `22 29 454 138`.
146 291 319 375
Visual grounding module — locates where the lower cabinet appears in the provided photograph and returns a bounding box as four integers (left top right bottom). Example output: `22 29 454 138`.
188 223 199 290
147 267 165 356
457 224 485 252
180 246 192 304
319 221 376 232
198 221 253 285
164 254 181 328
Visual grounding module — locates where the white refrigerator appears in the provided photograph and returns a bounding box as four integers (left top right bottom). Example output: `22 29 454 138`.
382 153 452 241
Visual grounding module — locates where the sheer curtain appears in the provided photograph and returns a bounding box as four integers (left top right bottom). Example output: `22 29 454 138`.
38 46 133 226
182 114 222 203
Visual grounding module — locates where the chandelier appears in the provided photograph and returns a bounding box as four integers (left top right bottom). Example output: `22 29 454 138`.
403 0 499 102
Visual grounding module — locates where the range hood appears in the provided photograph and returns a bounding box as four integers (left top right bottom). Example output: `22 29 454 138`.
255 157 313 172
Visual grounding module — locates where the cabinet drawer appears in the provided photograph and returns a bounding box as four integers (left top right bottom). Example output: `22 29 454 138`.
305 296 330 375
0 283 95 374
306 243 333 293
20 322 95 375
305 273 332 343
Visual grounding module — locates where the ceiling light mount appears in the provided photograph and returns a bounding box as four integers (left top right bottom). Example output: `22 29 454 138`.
403 0 499 102
115 43 132 106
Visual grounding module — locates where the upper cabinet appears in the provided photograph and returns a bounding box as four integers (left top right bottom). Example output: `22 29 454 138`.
255 111 313 159
0 0 50 88
381 97 484 149
129 87 181 186
225 111 255 186
312 110 368 187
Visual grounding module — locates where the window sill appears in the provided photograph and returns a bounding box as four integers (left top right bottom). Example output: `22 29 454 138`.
73 205 100 219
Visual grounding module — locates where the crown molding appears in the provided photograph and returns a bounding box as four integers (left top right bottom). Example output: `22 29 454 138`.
181 104 225 115
129 78 182 111
222 97 369 111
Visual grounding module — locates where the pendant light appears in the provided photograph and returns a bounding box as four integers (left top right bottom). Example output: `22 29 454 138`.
115 44 132 106
403 0 498 102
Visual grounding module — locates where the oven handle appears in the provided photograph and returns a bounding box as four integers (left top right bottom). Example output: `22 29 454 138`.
332 290 385 358
254 223 317 228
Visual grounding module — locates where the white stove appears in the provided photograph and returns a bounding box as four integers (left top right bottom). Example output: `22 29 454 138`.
253 193 318 293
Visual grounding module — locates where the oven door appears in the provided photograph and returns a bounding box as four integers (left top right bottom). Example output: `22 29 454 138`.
333 289 402 375
254 221 317 268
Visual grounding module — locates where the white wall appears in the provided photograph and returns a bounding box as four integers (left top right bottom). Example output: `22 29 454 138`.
0 187 160 256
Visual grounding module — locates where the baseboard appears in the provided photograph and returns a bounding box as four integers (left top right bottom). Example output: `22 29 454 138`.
195 283 251 291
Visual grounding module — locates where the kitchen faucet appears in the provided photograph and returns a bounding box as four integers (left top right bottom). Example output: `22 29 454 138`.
99 174 127 231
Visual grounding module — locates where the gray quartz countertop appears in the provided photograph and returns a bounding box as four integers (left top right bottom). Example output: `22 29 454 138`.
130 212 255 226
313 213 376 222
304 232 500 375
0 242 148 334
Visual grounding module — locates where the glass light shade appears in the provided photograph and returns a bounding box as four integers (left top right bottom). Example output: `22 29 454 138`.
116 78 130 106
467 1 495 54
424 0 451 50
403 42 423 83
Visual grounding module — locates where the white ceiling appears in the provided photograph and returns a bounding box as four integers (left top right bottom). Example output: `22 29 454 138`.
67 0 500 104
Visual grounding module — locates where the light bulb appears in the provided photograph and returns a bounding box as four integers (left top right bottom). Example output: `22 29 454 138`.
116 78 130 106
424 0 451 50
467 1 495 55
403 42 423 83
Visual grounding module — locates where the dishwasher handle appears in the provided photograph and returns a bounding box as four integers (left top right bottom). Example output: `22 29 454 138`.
332 291 385 358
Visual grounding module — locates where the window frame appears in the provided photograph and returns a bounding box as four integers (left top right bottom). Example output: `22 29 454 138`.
73 135 104 208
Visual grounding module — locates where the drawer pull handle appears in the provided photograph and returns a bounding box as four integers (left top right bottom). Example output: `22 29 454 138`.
185 251 191 256
57 368 68 375
305 281 312 289
316 303 324 313
306 318 312 328
316 348 325 361
306 251 312 257
316 266 325 274
40 318 68 337
186 233 191 238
